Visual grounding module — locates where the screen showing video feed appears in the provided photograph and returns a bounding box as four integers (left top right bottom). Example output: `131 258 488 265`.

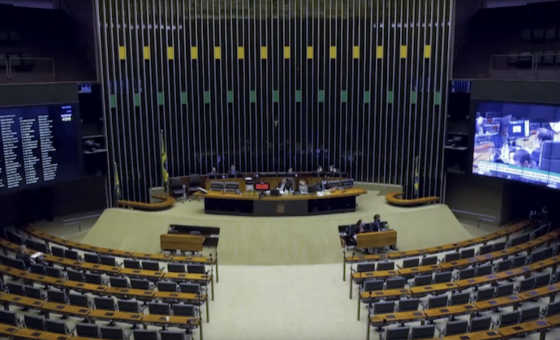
473 101 560 189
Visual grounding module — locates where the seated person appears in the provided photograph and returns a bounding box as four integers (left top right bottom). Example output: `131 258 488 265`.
371 214 397 250
277 178 293 193
342 220 363 248
299 180 308 193
532 128 554 166
208 167 219 177
513 149 537 168
16 245 31 268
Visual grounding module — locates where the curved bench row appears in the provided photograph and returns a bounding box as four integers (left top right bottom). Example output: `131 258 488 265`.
23 227 219 282
117 194 175 211
0 239 215 301
0 292 202 340
0 322 103 340
385 192 440 206
0 264 210 321
343 220 531 280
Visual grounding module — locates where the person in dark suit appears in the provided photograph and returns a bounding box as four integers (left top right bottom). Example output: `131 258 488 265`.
208 167 218 177
492 115 512 163
277 178 293 192
372 214 382 232
316 165 323 172
16 245 31 268
229 165 238 175
288 167 294 173
532 128 554 166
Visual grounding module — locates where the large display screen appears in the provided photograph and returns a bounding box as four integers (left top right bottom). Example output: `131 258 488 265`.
0 103 82 194
473 101 560 189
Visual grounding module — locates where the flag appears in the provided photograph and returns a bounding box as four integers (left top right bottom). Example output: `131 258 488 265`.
114 162 121 200
413 157 420 198
160 130 169 192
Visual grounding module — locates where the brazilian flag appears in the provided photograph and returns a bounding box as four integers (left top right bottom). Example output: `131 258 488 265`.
413 157 420 198
160 130 169 192
114 162 121 200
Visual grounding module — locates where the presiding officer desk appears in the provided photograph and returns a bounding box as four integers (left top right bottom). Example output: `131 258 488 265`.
184 172 366 216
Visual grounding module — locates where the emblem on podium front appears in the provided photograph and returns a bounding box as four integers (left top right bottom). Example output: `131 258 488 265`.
276 204 285 214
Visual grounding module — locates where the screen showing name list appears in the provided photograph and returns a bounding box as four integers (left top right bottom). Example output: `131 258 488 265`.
0 104 81 194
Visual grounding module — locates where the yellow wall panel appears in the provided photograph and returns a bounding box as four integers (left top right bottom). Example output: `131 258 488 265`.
284 46 290 59
424 45 432 59
353 46 360 59
118 46 126 60
307 46 313 59
238 46 245 59
376 46 383 59
400 45 408 59
143 46 150 60
191 47 198 60
214 46 222 60
329 46 337 59
261 46 268 59
167 47 174 60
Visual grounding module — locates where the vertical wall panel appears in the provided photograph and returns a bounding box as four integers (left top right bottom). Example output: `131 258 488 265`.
96 0 453 203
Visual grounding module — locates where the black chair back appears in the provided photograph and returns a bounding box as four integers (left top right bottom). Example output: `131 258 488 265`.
69 293 90 307
427 295 447 309
363 280 383 292
118 300 141 313
410 325 435 340
167 263 186 273
377 261 395 271
397 298 419 312
187 264 206 274
24 315 45 330
142 261 160 271
434 271 452 283
460 248 475 259
157 281 178 292
84 253 99 263
130 279 152 290
133 329 159 340
449 292 470 306
46 289 67 304
413 274 432 286
386 277 406 289
94 296 116 311
45 319 70 334
444 320 468 336
172 303 197 317
110 277 129 288
495 283 514 297
385 326 409 340
179 283 201 294
76 323 100 338
372 301 395 314
421 256 437 266
148 302 171 315
402 258 419 268
470 316 492 332
123 259 141 269
356 263 375 273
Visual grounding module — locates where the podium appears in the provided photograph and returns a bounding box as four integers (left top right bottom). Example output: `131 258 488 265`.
160 234 204 252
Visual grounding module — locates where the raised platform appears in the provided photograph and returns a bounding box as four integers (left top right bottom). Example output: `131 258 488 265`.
76 190 469 266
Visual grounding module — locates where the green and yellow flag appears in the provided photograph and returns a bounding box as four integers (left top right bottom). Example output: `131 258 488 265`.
160 130 169 192
114 162 121 200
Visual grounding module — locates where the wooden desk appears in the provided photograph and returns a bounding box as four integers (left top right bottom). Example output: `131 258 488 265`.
441 330 502 340
397 265 440 277
474 295 523 312
160 234 205 252
356 230 397 249
455 274 501 290
439 257 479 271
350 269 399 299
117 194 175 211
498 319 550 338
164 272 214 301
358 289 412 320
423 304 478 321
13 328 72 340
385 192 440 206
518 282 560 302
0 323 18 337
196 187 367 216
369 311 426 327
410 282 458 296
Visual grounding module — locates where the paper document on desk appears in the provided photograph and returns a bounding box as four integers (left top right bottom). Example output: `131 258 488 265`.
316 192 324 197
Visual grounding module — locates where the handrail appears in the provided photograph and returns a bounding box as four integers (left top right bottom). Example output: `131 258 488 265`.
385 191 440 206
7 56 56 80
117 194 175 211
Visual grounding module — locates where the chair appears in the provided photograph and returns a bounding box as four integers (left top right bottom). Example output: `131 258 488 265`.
45 266 64 278
413 274 432 287
449 292 470 306
161 331 188 340
47 289 68 304
478 244 493 255
187 174 202 198
444 252 461 262
534 272 551 288
356 263 375 273
67 269 85 282
133 330 159 340
10 258 26 270
543 301 560 317
94 297 116 311
386 277 406 289
100 326 131 340
517 277 536 292
187 264 206 274
142 261 161 271
423 295 447 309
492 241 506 251
179 283 202 294
495 283 514 297
157 281 178 292
377 261 395 271
24 315 45 330
460 248 475 259
84 253 100 263
110 276 129 288
148 302 171 315
118 299 144 313
495 259 512 272
51 246 65 257
173 303 197 317
170 178 186 199
123 259 141 269
86 273 106 285
30 263 47 275
34 241 48 253
421 256 438 266
382 327 409 340
76 323 101 338
372 301 395 314
520 306 540 322
69 293 91 307
397 298 420 312
24 239 37 250
363 280 384 292
131 279 154 290
64 249 80 261
7 282 25 296
410 325 435 339
45 319 74 335
434 271 452 283
167 263 185 273
0 310 21 326
476 264 493 277
456 267 476 280
512 255 527 268
24 286 46 300
494 310 521 328
100 255 120 267
400 258 419 269
470 315 492 332
439 320 467 336
474 287 495 302
509 233 530 247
